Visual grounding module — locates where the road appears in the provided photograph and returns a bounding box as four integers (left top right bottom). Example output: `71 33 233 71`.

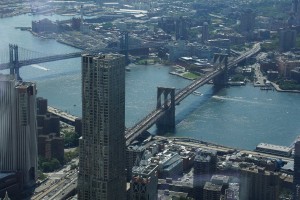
31 159 78 200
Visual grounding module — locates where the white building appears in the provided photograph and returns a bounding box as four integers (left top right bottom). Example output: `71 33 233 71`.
0 74 38 188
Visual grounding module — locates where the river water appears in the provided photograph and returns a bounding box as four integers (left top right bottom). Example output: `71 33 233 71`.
0 14 299 150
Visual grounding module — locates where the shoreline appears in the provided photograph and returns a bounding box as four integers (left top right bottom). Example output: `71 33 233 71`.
169 65 198 80
271 82 300 93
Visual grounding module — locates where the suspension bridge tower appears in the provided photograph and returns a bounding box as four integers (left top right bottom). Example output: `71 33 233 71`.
120 31 129 64
9 44 22 80
213 53 228 86
156 87 176 134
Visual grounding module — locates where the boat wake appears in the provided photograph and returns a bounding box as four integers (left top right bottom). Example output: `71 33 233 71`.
31 64 50 71
212 95 260 104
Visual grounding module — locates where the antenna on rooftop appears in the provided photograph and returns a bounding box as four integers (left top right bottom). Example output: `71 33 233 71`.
80 5 84 23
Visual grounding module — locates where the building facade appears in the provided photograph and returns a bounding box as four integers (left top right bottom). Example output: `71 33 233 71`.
294 141 300 198
0 74 38 188
240 166 279 200
78 54 126 200
279 29 296 52
240 9 255 33
131 164 158 200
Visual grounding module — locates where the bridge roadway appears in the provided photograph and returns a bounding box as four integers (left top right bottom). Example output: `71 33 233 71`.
47 106 78 126
0 52 82 70
0 43 163 70
125 43 261 146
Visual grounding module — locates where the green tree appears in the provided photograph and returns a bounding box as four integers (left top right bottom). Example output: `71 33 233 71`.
39 158 61 172
64 130 80 148
64 148 79 163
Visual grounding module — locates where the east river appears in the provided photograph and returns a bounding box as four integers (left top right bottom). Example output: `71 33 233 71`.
0 14 299 150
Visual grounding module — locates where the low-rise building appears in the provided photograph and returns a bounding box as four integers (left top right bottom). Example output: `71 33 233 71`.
38 133 64 163
203 181 222 200
255 143 292 157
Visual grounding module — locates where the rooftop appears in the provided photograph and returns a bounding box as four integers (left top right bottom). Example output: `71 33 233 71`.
132 164 157 176
211 174 230 185
0 172 16 179
0 74 15 81
204 181 222 191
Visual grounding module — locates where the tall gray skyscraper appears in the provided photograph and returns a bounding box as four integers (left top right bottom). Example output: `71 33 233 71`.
78 54 126 200
294 141 300 199
240 9 255 33
279 29 296 52
0 74 38 188
202 22 209 43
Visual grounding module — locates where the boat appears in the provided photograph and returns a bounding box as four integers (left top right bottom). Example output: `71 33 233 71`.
193 91 202 96
260 86 273 90
125 67 131 72
228 81 245 86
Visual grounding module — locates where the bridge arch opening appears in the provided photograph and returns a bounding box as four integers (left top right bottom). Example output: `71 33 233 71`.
156 87 175 134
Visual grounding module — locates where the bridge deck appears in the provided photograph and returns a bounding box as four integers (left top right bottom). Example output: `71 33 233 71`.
47 106 78 125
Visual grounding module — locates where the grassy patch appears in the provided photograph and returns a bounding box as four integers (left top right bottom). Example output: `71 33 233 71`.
182 72 199 80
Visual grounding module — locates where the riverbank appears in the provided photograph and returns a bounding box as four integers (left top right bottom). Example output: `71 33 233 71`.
169 65 200 80
271 82 300 93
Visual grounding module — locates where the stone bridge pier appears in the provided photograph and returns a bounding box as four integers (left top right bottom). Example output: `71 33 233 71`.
213 53 228 86
156 87 175 134
9 44 21 80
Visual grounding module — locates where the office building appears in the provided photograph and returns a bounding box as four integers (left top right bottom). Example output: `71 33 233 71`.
279 29 296 52
159 152 183 179
292 0 300 25
38 133 64 163
240 9 255 33
126 145 145 181
294 141 300 198
36 113 60 136
225 183 240 200
240 166 279 200
202 22 209 43
0 74 38 188
203 181 222 200
131 164 158 200
193 150 217 200
78 54 126 200
175 17 188 40
36 97 48 115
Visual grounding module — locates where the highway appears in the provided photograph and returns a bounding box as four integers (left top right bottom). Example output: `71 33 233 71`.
31 159 78 200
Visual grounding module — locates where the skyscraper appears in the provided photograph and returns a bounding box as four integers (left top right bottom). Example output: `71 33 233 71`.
240 9 255 33
78 54 126 200
279 29 296 52
0 74 38 188
131 164 158 200
202 22 209 43
294 141 300 199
